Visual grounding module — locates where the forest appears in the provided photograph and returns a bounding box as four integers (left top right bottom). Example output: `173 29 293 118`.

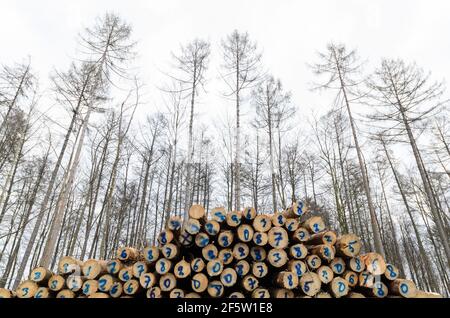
0 13 448 296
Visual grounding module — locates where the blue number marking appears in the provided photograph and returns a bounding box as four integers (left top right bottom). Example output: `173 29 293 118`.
212 262 221 273
295 263 303 276
223 252 232 263
248 278 256 289
83 283 90 294
144 275 151 288
255 234 262 244
244 229 249 240
214 211 226 222
212 284 222 295
274 252 281 263
192 259 200 271
111 285 118 294
123 271 130 280
257 265 264 276
400 283 408 293
99 279 107 290
224 274 232 283
208 250 216 259
147 250 154 261
120 250 127 258
22 288 29 296
231 215 239 224
126 284 133 293
50 280 57 290
34 272 41 280
287 274 293 286
338 282 345 292
261 218 267 228
238 247 245 257
294 246 302 258
160 262 166 273
313 223 319 232
303 281 311 292
193 280 200 289
334 263 343 273
222 236 229 247
163 279 170 288
236 265 244 276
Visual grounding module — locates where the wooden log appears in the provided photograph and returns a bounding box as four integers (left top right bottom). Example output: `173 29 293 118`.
106 259 123 275
139 272 157 289
252 261 269 279
178 229 194 247
195 232 210 248
306 254 322 270
289 243 308 259
174 259 191 279
363 281 388 298
204 220 221 236
330 277 349 298
252 288 270 298
185 218 201 235
0 288 14 298
384 263 400 281
330 257 345 275
317 265 334 284
309 244 335 261
250 246 267 262
336 234 362 257
118 266 134 282
226 211 242 227
347 256 365 273
241 274 259 292
299 272 321 297
167 216 182 231
191 258 205 273
237 224 254 242
252 231 268 246
109 281 123 298
142 246 160 263
302 216 325 234
58 256 83 275
210 207 227 223
275 271 298 290
81 279 99 296
191 273 208 293
283 201 308 218
159 273 177 292
202 244 219 261
48 274 65 291
82 259 108 279
358 271 375 288
220 268 238 287
229 292 245 298
161 243 179 260
185 292 201 298
271 288 294 298
242 207 257 221
29 267 52 285
158 230 174 245
287 260 307 278
267 248 288 268
34 287 52 298
146 287 162 298
88 292 110 298
347 292 365 298
271 212 286 227
232 243 250 260
292 227 310 243
360 252 386 276
206 259 224 277
217 230 234 248
207 280 225 297
189 204 206 220
305 230 337 246
169 289 185 298
66 275 86 293
253 214 272 232
218 248 234 265
234 260 250 277
98 274 117 292
284 218 299 232
56 289 75 298
155 258 172 275
342 270 358 288
268 226 289 249
389 279 417 298
132 261 148 279
117 247 140 262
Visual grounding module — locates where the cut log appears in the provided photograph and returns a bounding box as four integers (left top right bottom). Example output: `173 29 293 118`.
167 216 182 231
330 277 349 298
336 234 362 257
217 230 234 248
161 243 179 260
29 267 52 285
206 259 224 277
232 243 250 260
191 273 208 293
317 265 334 284
287 260 307 278
106 259 123 275
234 260 250 277
309 244 335 261
170 289 185 298
98 274 117 292
56 289 75 298
142 246 160 263
66 275 85 292
158 230 174 245
342 270 358 288
81 279 98 296
117 247 140 262
58 256 83 275
302 216 325 234
292 227 310 243
284 218 299 232
146 286 162 298
347 256 365 273
202 244 219 261
159 273 176 292
250 246 267 262
267 248 288 268
242 207 256 221
204 220 221 236
218 248 234 265
306 254 321 270
195 232 210 248
283 201 308 218
252 231 268 246
330 257 345 275
174 259 191 279
360 252 386 276
82 259 108 279
271 212 286 227
210 207 227 223
34 287 52 298
289 243 308 259
253 215 272 232
0 288 13 298
252 288 270 298
271 288 294 298
252 261 269 279
305 230 337 246
191 258 205 273
155 258 172 275
299 272 321 296
220 268 238 287
275 271 298 290
118 266 134 282
241 274 259 292
384 263 400 281
207 280 224 297
226 211 242 227
237 224 254 242
268 226 289 249
139 272 157 289
48 274 65 291
185 218 201 235
132 261 148 278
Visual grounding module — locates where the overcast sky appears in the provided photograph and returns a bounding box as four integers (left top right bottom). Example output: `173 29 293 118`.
1 0 449 134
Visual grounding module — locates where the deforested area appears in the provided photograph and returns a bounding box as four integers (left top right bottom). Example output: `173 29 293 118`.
0 1 449 298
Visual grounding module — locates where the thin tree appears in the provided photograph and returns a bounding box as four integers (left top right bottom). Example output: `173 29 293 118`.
221 30 263 211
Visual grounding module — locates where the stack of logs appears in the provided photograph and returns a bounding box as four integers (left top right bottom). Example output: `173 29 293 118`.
0 203 443 298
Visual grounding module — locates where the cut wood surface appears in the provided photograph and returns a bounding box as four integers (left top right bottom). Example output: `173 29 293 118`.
6 203 441 299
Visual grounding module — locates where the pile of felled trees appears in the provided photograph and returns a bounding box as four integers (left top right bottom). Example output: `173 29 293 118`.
0 203 442 298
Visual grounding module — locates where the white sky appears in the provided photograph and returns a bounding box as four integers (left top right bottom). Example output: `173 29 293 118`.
1 0 449 139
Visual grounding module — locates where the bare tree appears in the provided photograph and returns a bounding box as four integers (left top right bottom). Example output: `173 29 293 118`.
221 30 263 211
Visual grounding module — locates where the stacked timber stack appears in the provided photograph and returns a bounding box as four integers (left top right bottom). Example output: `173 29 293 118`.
0 203 443 298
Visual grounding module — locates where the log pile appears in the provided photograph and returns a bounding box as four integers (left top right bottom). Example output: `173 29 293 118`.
0 203 443 299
